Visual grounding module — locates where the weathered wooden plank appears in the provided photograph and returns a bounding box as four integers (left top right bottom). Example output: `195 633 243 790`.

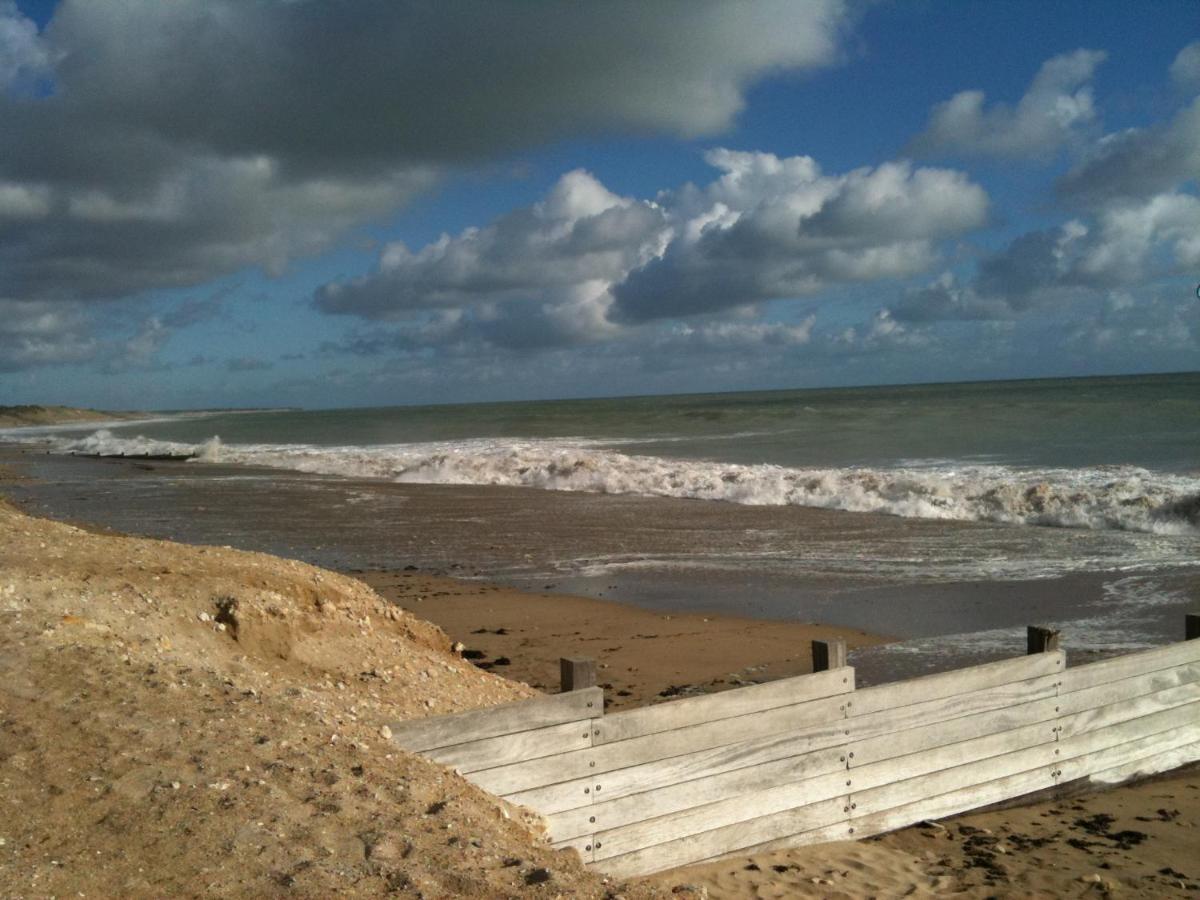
595 667 853 745
1058 682 1200 739
1056 702 1200 770
1056 721 1200 784
845 765 1057 842
851 651 1064 716
850 740 1057 818
851 694 1061 767
1079 738 1200 787
505 719 850 814
470 692 849 796
1058 663 1200 719
592 796 848 879
848 672 1061 750
593 769 850 861
1059 641 1200 693
386 687 603 753
849 717 1059 795
427 717 598 773
546 745 847 841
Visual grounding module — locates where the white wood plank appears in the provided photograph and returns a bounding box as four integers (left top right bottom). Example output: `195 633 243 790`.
846 765 1056 841
1056 702 1200 768
386 687 603 752
850 740 1057 817
546 745 847 842
427 717 598 772
504 717 850 814
847 672 1060 750
851 694 1061 767
1056 722 1200 784
593 769 850 861
1079 738 1200 787
851 651 1064 715
595 668 853 745
469 692 849 796
1060 641 1200 693
591 796 848 878
849 717 1059 795
1059 682 1200 739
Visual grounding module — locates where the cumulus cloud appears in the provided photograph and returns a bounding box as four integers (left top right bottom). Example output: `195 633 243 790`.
910 49 1106 158
316 150 988 347
609 153 987 322
0 0 850 319
0 300 96 372
1170 41 1200 88
1056 96 1200 205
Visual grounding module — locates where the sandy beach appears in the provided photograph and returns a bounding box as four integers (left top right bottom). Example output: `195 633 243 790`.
2 451 1198 897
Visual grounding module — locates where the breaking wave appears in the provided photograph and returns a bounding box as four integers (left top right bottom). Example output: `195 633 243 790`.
52 430 1200 536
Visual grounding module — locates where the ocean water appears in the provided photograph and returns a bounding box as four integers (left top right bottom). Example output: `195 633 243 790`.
4 372 1199 673
16 372 1200 536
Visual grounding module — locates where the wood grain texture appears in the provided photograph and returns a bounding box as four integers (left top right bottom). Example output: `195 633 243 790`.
386 687 602 753
1058 682 1200 740
505 722 849 815
427 717 598 773
593 796 849 878
547 746 847 843
470 692 850 796
595 667 852 745
852 651 1064 716
1060 641 1200 693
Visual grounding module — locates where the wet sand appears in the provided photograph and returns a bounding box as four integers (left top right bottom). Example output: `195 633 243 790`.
4 443 1198 685
357 569 882 711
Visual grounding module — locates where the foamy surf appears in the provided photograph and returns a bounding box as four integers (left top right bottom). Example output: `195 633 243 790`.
46 430 1200 536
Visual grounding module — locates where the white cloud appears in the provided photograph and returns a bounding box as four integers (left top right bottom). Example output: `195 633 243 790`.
317 151 988 344
910 49 1106 158
0 1 51 91
0 0 851 313
1170 41 1200 88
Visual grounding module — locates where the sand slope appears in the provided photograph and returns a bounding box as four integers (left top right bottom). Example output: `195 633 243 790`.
0 499 662 898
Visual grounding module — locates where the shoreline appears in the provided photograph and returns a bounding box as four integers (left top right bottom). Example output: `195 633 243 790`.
2 477 1198 896
355 568 884 712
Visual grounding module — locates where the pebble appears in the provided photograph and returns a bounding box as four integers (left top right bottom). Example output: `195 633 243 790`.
379 725 393 740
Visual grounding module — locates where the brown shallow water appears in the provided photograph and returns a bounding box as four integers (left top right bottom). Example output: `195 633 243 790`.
4 444 1198 684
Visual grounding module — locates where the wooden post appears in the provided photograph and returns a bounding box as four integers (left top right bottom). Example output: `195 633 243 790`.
560 657 597 692
811 639 847 672
1187 614 1200 641
1027 625 1060 654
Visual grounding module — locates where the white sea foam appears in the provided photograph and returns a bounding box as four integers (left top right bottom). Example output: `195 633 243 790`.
48 431 1200 536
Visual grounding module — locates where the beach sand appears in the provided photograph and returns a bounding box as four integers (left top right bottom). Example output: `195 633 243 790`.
2 459 1198 897
357 569 883 711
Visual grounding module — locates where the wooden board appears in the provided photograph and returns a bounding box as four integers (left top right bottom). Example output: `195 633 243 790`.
470 692 850 796
593 795 849 878
427 717 598 773
1060 642 1200 693
1058 682 1200 740
851 651 1064 715
386 687 602 753
849 740 1057 818
847 672 1060 748
592 769 850 861
546 745 847 841
505 716 851 815
1079 738 1200 787
1056 720 1200 784
595 668 853 745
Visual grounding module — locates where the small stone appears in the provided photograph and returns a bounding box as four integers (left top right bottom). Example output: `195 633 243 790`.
379 725 392 740
197 612 211 622
525 868 553 885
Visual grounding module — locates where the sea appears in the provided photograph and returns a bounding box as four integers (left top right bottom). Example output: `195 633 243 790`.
4 372 1199 679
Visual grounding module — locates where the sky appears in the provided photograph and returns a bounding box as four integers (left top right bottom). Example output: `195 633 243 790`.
1 1 1198 410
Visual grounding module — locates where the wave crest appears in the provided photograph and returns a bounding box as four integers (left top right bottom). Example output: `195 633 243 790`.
51 431 1200 535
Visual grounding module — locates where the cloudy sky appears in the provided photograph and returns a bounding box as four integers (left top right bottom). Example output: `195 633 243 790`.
2 0 1198 409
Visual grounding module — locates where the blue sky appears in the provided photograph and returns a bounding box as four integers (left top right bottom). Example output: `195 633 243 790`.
1 1 1197 409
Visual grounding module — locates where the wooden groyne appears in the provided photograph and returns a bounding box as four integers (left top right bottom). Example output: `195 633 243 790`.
388 616 1200 877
